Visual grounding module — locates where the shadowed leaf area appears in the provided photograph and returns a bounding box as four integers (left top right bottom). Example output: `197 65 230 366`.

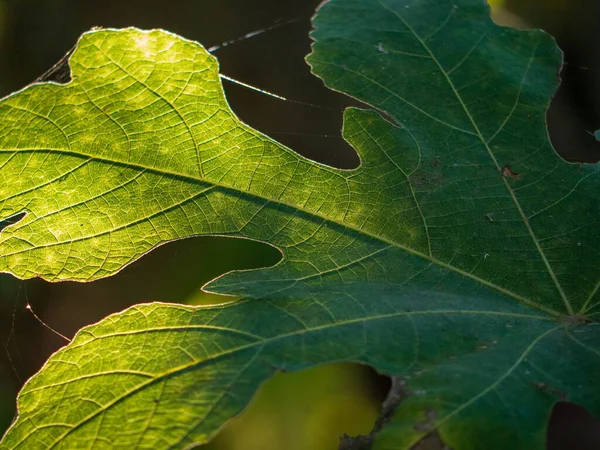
0 0 599 449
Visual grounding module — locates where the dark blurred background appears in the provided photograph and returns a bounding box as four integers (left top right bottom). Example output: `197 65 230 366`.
0 0 598 449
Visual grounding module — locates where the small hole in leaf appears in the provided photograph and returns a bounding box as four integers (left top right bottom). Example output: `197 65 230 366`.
546 401 600 450
0 212 26 233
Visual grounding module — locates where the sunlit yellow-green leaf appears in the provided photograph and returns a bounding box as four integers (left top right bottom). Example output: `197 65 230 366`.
1 0 599 449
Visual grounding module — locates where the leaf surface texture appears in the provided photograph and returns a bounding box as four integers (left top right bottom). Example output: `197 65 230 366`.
1 1 599 449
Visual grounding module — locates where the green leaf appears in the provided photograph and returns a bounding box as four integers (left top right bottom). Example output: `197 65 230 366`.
1 0 599 449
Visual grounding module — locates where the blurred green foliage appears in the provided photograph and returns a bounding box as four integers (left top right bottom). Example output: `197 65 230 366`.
204 364 379 450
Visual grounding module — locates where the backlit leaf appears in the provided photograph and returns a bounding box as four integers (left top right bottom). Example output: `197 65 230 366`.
1 1 599 449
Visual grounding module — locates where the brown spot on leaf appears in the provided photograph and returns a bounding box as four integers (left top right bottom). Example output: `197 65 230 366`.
561 313 591 325
501 165 520 180
267 363 287 373
409 175 442 186
534 381 566 400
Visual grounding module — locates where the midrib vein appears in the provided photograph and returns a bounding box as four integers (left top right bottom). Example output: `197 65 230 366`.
29 309 552 449
378 0 574 316
1 145 559 316
1 16 564 316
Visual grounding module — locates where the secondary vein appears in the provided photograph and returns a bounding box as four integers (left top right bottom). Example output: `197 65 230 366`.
377 0 574 315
